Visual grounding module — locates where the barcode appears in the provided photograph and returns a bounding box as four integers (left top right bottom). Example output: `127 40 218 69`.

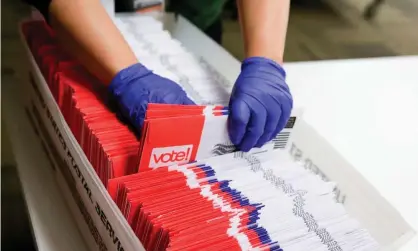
273 131 291 149
212 142 237 156
285 116 297 129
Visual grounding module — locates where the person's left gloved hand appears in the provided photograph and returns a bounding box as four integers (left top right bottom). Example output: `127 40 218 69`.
228 57 293 152
108 63 195 133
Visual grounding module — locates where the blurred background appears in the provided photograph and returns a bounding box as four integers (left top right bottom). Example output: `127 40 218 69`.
2 0 418 250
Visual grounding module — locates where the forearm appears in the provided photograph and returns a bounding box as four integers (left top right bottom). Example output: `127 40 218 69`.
237 0 290 64
48 0 138 84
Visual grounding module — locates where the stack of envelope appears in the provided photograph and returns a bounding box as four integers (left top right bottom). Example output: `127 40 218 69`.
108 150 380 251
21 16 380 251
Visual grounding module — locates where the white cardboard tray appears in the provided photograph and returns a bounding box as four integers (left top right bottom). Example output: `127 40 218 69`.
19 20 415 251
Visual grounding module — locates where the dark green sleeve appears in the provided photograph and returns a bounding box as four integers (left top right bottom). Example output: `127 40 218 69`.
167 0 227 30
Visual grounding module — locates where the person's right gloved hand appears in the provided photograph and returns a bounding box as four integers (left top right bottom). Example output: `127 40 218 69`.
228 57 293 152
108 63 195 133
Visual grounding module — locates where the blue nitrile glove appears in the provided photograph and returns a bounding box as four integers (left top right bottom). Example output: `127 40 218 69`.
108 63 195 133
228 57 293 152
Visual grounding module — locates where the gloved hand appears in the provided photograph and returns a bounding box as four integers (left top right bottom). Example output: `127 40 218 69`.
108 63 195 133
228 57 293 152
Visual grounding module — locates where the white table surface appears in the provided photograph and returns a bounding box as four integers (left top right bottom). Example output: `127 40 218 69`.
3 13 417 251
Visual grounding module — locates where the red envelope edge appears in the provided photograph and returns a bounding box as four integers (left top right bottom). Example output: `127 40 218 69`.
138 115 205 171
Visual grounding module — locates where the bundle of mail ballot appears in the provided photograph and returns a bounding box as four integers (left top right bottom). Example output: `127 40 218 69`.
108 150 380 251
21 15 379 251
